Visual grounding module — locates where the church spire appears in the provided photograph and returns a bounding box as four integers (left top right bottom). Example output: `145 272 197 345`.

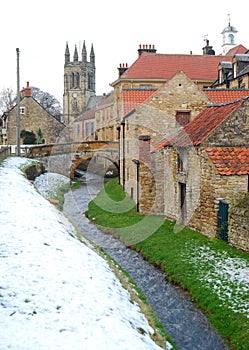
65 42 70 64
82 40 87 62
73 45 78 62
90 44 95 64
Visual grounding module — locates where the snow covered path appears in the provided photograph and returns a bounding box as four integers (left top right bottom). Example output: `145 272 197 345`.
0 157 167 350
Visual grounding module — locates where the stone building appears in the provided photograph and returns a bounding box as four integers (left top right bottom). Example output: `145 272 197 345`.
95 91 115 141
118 71 212 202
72 109 95 142
63 41 96 125
1 82 65 146
150 97 249 250
214 51 249 89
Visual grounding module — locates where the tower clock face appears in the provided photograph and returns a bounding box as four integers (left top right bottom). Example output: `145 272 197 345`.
72 93 77 98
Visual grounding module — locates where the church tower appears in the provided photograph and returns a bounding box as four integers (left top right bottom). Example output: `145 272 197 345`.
221 15 238 55
63 41 96 124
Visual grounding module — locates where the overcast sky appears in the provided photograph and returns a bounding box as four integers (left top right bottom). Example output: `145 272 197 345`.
1 0 248 105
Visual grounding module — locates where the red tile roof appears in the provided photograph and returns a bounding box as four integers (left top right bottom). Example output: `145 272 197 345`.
121 53 233 81
205 147 249 175
152 98 245 151
122 89 156 116
226 45 248 56
204 89 249 103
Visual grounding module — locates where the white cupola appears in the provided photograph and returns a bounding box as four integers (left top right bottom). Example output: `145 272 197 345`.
221 14 238 55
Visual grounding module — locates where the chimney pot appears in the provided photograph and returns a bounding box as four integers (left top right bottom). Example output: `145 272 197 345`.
24 81 31 97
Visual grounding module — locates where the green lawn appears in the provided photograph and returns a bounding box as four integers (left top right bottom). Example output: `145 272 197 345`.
86 177 249 350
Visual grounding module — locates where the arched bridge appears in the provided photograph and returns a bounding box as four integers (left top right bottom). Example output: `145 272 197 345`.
28 141 119 179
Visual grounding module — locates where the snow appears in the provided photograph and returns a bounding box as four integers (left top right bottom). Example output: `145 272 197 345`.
182 242 249 318
0 157 166 350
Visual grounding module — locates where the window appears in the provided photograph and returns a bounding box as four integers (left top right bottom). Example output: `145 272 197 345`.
77 124 80 138
20 107 25 114
228 34 234 44
91 121 94 135
177 148 187 173
85 122 89 137
76 73 80 87
233 63 237 79
88 73 94 90
70 73 74 88
218 69 223 84
176 111 190 126
139 84 152 90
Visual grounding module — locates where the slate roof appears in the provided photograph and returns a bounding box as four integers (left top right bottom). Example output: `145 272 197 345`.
122 89 157 116
96 91 114 110
75 108 96 122
120 53 233 81
152 98 246 151
205 147 249 175
203 89 249 103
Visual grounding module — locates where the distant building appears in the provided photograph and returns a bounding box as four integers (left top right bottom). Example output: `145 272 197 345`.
63 41 96 124
0 82 65 146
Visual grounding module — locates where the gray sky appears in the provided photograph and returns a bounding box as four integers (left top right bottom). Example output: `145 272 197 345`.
1 0 248 105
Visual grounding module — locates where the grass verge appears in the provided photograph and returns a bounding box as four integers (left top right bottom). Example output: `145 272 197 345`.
85 177 249 350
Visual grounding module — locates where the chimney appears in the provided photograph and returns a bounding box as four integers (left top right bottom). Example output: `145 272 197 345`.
118 63 128 77
202 39 215 55
137 44 157 56
24 81 31 97
139 135 151 164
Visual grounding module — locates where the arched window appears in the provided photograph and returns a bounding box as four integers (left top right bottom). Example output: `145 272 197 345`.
88 73 94 90
70 73 75 88
76 73 80 87
228 34 234 44
64 74 68 87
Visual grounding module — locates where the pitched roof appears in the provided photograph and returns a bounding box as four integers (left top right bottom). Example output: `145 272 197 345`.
75 108 96 122
122 89 157 116
152 98 245 151
120 53 233 81
205 147 249 175
96 91 114 110
226 45 248 56
203 89 249 103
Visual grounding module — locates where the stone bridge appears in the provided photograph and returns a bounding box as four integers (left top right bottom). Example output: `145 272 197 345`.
28 141 119 179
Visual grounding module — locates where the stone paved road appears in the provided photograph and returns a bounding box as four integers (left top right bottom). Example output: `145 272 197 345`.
63 177 229 350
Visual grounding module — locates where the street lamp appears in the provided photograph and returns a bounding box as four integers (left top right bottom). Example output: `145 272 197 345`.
16 48 20 156
132 158 140 212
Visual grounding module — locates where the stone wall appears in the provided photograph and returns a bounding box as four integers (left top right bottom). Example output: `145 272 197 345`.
206 103 249 146
229 193 249 252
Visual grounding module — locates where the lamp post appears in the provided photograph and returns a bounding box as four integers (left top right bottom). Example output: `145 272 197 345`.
121 120 125 188
117 125 121 184
16 48 20 156
132 159 140 212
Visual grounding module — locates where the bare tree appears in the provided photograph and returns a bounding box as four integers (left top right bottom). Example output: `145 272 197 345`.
0 88 16 115
31 87 62 121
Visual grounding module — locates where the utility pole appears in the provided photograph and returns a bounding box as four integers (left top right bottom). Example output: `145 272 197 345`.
16 48 20 156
